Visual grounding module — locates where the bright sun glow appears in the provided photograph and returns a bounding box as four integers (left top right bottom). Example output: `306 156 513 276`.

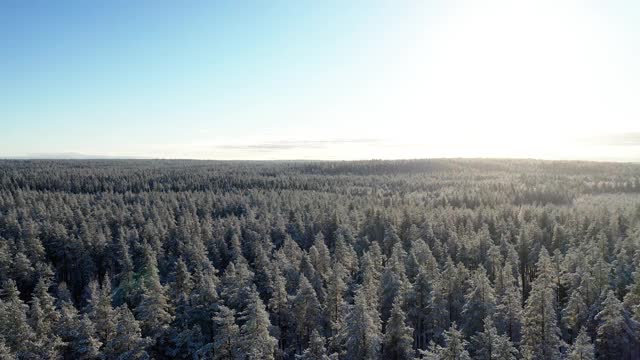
169 0 639 161
354 0 640 161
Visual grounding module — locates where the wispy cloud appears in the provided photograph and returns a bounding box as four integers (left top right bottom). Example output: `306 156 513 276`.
214 138 382 152
581 132 640 146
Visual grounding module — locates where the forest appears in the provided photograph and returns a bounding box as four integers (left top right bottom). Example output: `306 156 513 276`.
1 158 640 359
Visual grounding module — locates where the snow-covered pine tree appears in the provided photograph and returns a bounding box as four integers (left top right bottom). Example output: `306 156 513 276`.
102 305 151 360
212 304 240 360
462 266 496 336
522 248 564 360
135 244 173 346
568 327 594 360
239 286 277 360
0 279 36 356
471 316 518 360
382 295 414 360
344 287 382 360
297 330 330 360
292 274 322 353
595 290 638 359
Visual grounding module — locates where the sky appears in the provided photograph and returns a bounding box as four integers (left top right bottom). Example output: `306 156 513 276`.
1 0 640 161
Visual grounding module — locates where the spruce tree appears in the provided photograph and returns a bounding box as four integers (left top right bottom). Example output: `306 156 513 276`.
462 266 496 336
0 338 14 360
407 265 434 350
239 287 277 360
298 330 330 360
522 249 563 360
382 295 414 360
212 305 240 360
0 279 36 356
344 288 382 360
73 315 102 360
471 316 517 360
102 305 151 360
495 262 523 343
134 244 173 344
568 327 594 360
88 275 117 348
595 290 637 359
419 323 471 360
292 275 322 352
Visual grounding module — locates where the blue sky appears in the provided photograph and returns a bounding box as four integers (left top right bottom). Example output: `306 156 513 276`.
1 1 640 160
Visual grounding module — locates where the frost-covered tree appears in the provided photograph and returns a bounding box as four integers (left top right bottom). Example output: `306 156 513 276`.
0 338 13 360
239 287 277 360
135 244 173 346
495 262 523 343
462 266 495 336
419 323 471 360
382 295 414 360
297 330 330 360
212 305 240 360
407 265 435 350
595 290 637 360
522 248 563 360
292 275 322 352
72 315 103 360
344 288 382 360
87 275 117 349
324 261 347 354
471 317 517 360
568 327 594 360
0 279 36 356
102 305 151 360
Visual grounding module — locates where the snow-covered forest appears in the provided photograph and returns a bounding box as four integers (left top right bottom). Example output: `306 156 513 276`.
1 159 640 359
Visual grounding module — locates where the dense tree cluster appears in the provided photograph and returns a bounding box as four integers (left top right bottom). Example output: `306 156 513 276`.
1 159 640 359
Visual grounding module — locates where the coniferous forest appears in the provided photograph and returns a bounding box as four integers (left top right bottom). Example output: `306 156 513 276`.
2 159 640 360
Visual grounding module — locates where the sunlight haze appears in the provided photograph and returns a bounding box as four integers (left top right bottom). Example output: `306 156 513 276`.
1 0 639 160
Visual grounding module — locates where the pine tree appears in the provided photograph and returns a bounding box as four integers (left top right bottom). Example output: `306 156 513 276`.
220 258 252 311
0 279 36 356
382 295 414 360
88 275 117 347
495 262 523 343
189 266 221 339
134 244 173 345
568 327 594 360
623 266 640 321
29 275 60 338
471 317 517 360
344 288 382 360
324 261 347 353
102 305 152 360
380 243 408 326
28 296 65 358
212 305 240 360
297 330 330 360
267 267 291 355
407 265 434 350
522 249 563 360
0 338 14 360
309 232 331 282
461 266 496 336
73 315 102 360
595 290 637 359
292 275 322 352
419 323 471 360
239 287 277 360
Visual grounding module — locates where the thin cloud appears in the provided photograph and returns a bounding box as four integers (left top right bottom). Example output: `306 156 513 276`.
215 138 382 152
581 132 640 146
